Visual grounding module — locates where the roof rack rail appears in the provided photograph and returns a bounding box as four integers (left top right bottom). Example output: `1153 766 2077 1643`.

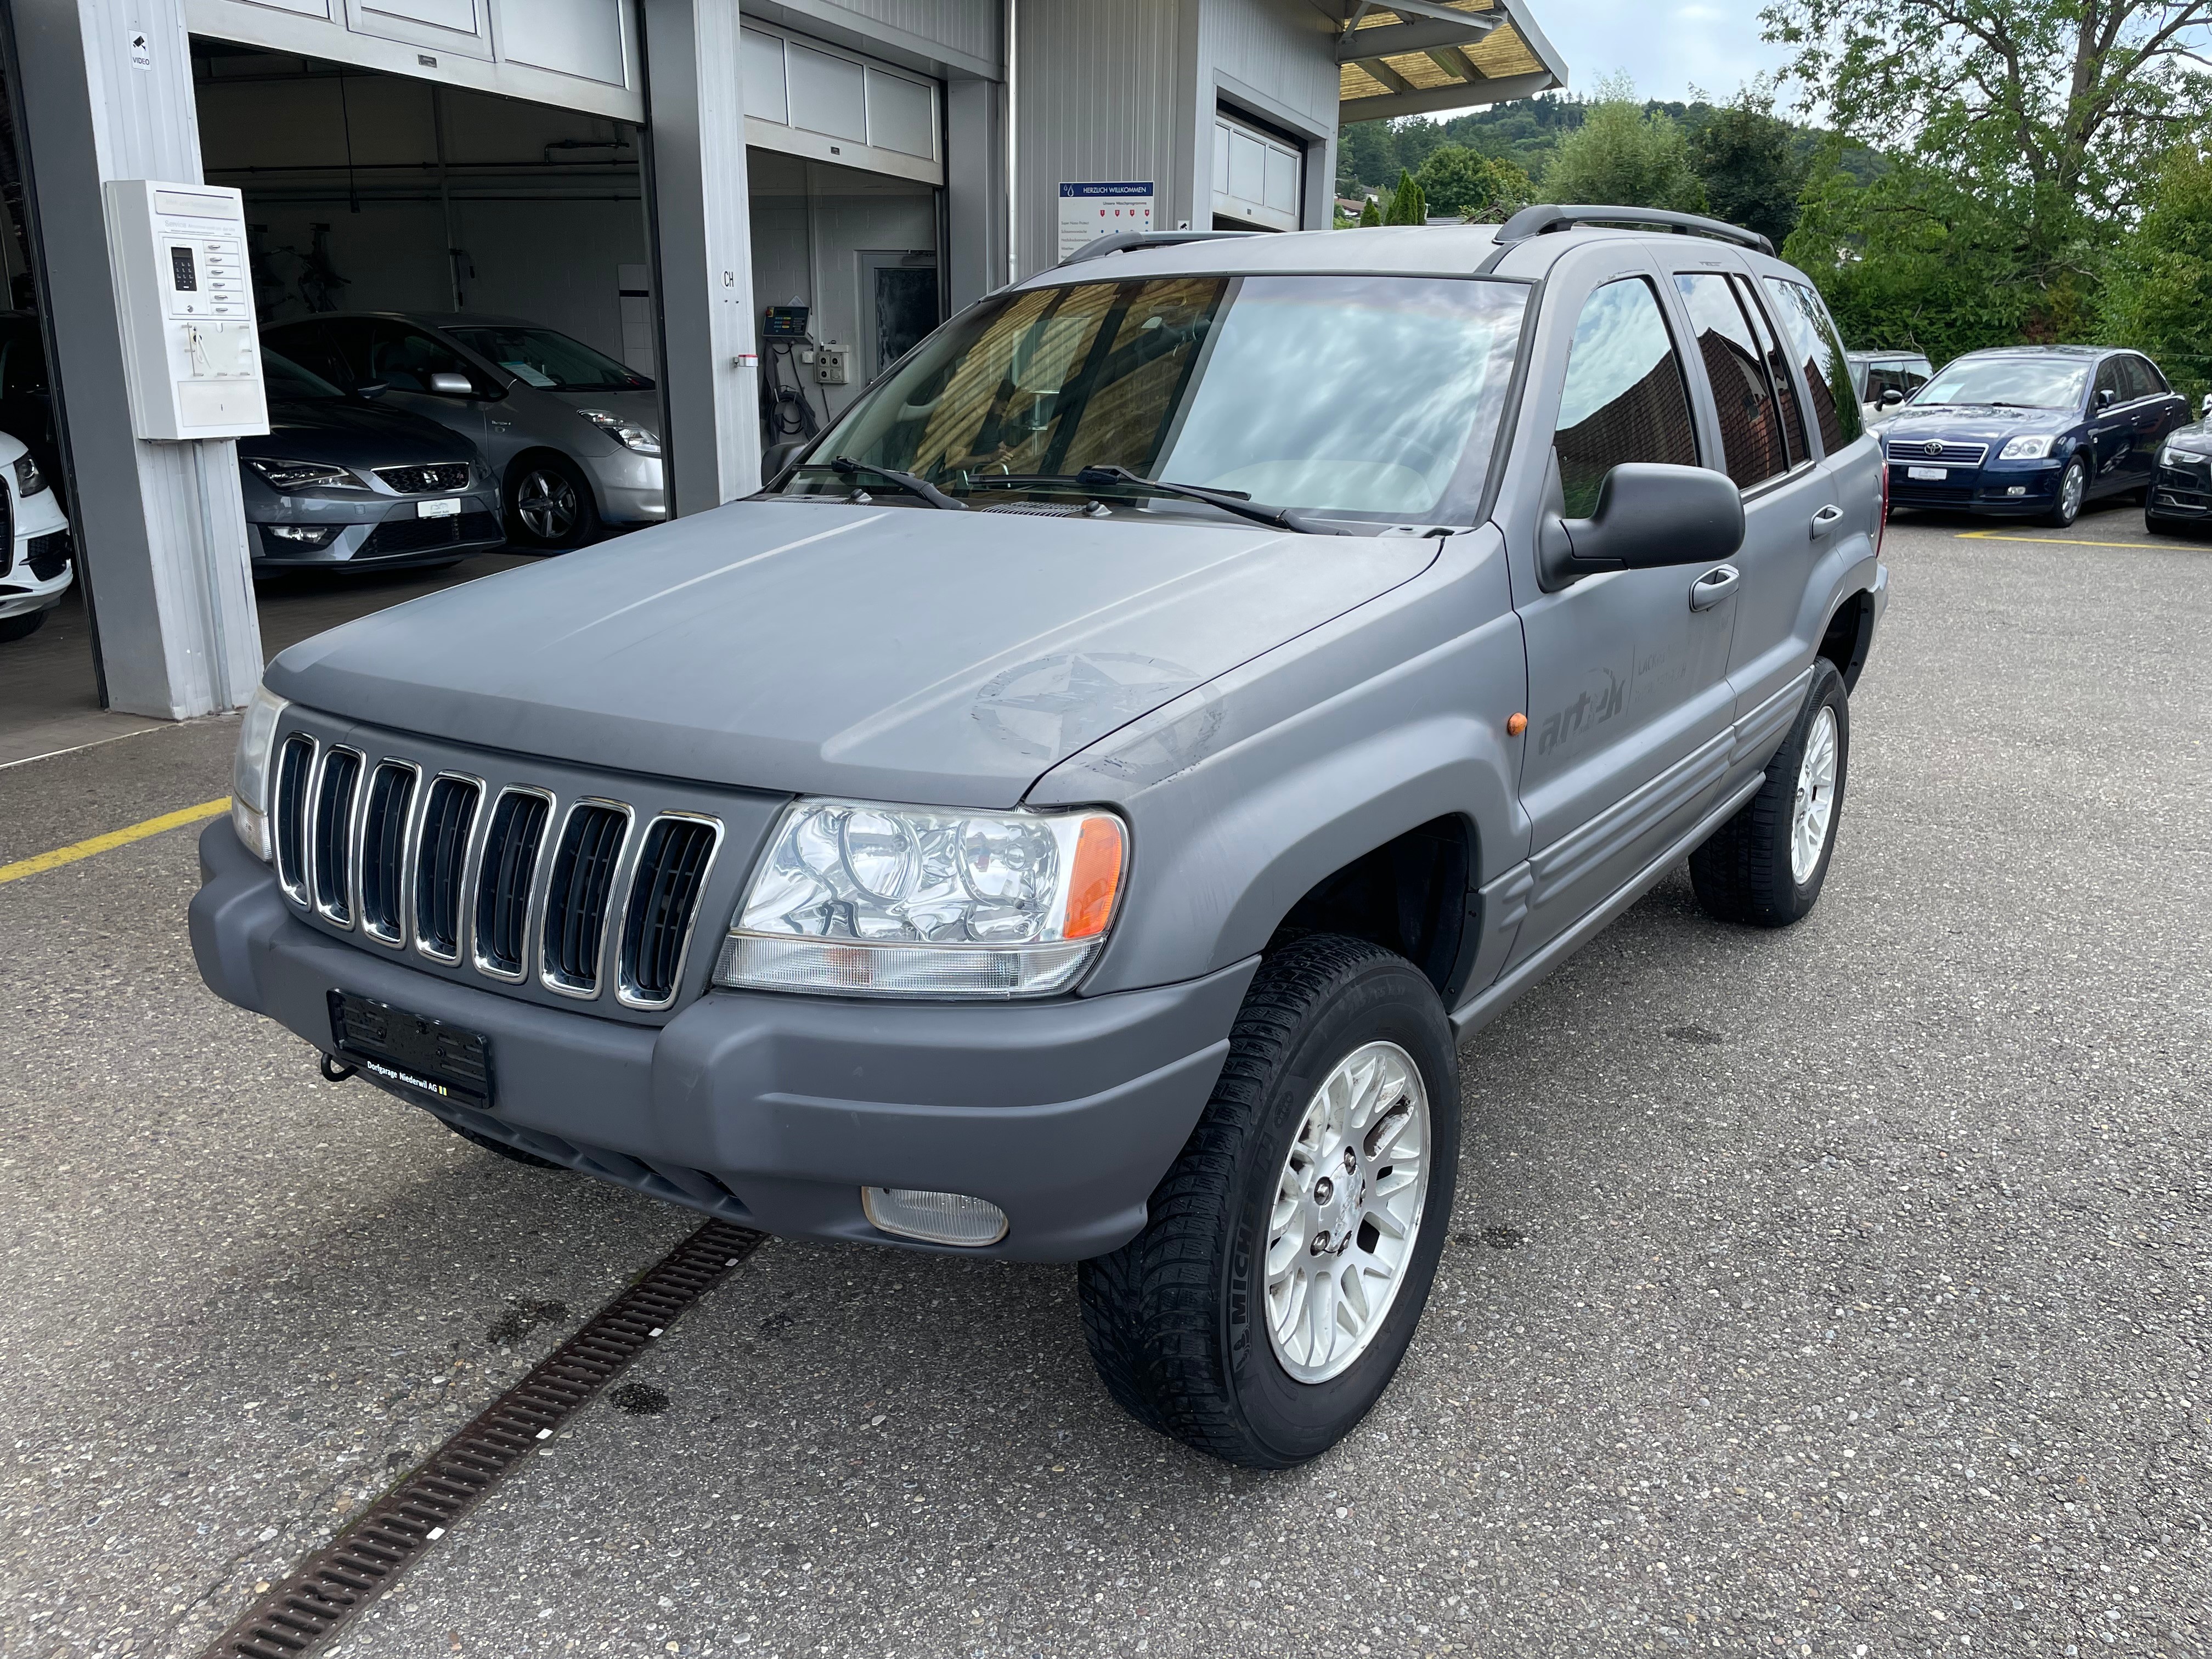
1493 204 1775 257
1058 229 1265 267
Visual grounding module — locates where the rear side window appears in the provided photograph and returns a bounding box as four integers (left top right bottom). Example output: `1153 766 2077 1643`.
1674 272 1790 488
1736 275 1807 463
1765 276 1864 452
1553 276 1699 518
2119 355 2166 399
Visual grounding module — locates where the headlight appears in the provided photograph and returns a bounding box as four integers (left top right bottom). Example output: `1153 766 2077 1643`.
1997 435 2056 461
12 453 46 496
2159 445 2202 468
578 409 662 456
231 683 289 862
246 457 359 490
714 799 1127 998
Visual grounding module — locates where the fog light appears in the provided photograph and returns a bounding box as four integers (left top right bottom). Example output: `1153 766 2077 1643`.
861 1187 1008 1246
2006 486 2026 496
263 523 340 548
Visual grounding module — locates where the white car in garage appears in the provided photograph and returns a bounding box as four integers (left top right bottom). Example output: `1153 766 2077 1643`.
0 428 71 643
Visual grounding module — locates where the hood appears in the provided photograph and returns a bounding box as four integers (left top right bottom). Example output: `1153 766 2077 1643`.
1881 404 2078 445
265 500 1438 808
2161 416 2212 454
243 398 478 467
543 387 659 421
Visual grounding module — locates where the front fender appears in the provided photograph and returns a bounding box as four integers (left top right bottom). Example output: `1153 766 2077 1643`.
1032 526 1530 995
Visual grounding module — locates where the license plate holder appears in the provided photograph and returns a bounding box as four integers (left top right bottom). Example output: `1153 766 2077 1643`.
417 496 462 519
1906 465 1948 481
328 990 493 1110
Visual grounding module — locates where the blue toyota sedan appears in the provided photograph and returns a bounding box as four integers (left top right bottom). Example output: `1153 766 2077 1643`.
1881 345 2188 527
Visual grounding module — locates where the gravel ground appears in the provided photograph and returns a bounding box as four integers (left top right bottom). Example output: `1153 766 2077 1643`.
1 505 2205 1659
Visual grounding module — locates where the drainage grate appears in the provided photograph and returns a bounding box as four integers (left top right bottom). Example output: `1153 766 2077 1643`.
199 1220 762 1659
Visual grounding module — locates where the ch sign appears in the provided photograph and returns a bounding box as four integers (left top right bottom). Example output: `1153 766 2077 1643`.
1058 182 1155 261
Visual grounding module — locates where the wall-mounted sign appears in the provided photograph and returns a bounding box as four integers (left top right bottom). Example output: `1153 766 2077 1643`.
1058 182 1155 261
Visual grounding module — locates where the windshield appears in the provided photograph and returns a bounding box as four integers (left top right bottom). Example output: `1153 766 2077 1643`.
442 325 653 392
780 274 1528 519
1912 357 2087 410
262 348 345 402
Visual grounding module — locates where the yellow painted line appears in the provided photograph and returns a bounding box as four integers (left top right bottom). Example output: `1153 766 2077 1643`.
0 797 230 885
1956 529 2152 549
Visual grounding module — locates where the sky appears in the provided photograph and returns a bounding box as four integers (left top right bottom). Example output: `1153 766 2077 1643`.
1499 0 1796 108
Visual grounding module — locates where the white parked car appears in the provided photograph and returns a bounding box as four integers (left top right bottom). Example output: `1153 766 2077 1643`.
1845 349 1934 430
0 428 71 642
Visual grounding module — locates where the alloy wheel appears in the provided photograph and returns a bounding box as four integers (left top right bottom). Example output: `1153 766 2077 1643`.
516 469 579 541
1791 703 1839 885
1263 1040 1431 1384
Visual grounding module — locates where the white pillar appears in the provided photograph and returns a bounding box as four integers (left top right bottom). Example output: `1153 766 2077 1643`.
642 0 759 513
14 0 261 718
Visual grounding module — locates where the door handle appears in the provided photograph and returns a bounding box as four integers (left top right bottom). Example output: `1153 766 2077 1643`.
1689 564 1740 611
1809 503 1843 539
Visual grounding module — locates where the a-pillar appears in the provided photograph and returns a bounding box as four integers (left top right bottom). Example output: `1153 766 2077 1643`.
13 0 262 719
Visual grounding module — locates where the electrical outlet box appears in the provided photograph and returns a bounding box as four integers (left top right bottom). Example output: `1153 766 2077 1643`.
102 179 269 441
814 344 850 386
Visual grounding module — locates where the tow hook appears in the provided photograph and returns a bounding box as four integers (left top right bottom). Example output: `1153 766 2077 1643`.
320 1053 358 1084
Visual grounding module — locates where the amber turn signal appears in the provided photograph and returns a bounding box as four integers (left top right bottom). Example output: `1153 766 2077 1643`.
1506 712 1528 736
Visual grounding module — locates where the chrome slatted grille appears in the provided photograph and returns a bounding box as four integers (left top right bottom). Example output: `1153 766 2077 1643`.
473 791 552 980
619 816 723 1009
271 735 727 1009
1884 439 1988 465
541 803 631 996
359 762 418 945
273 735 315 902
311 748 363 925
413 777 481 963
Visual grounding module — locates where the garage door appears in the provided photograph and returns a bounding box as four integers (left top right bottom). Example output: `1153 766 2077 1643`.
1212 109 1302 232
739 21 942 187
184 0 641 120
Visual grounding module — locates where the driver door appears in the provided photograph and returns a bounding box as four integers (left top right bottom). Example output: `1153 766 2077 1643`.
1508 266 1740 966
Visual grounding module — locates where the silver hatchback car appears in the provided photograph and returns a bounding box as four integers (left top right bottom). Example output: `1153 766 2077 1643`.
259 312 663 550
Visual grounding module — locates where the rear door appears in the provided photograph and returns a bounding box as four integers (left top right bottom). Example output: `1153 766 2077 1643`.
2120 354 2186 484
1505 256 1739 964
1661 255 1837 724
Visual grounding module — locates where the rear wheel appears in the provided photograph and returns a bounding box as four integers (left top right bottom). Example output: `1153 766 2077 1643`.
1691 658 1850 927
506 455 600 551
1077 936 1459 1468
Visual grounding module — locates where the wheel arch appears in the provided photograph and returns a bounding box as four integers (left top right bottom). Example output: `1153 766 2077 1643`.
1817 585 1877 692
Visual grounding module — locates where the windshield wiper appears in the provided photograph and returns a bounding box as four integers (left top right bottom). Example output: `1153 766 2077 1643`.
801 455 966 510
969 465 1344 534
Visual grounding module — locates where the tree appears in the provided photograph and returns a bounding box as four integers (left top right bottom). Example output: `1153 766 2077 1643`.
1762 0 2212 287
1414 145 1535 221
1690 91 1810 246
2103 145 2212 398
1540 79 1707 212
1357 194 1385 228
1383 168 1429 225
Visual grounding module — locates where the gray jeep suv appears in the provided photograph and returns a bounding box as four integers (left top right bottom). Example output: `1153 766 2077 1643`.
194 207 1886 1468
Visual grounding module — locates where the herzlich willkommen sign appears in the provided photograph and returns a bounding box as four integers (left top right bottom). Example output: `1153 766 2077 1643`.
1058 182 1155 261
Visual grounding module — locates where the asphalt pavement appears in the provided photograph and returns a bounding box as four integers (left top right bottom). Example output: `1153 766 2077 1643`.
1 503 2205 1659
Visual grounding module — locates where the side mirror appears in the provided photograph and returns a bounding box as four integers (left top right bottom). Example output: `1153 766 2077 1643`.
427 371 475 396
2096 387 2117 409
1540 463 1745 589
1879 386 1905 406
353 380 390 400
760 438 810 488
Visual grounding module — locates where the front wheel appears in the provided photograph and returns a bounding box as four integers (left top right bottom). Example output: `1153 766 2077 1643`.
0 609 48 643
2042 456 2087 527
1077 936 1459 1468
1690 657 1850 927
506 455 601 551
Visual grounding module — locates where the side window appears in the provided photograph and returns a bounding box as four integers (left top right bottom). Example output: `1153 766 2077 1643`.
1735 276 1807 462
369 323 477 393
2137 357 2171 395
1764 276 1864 451
2121 356 2165 399
1865 365 1905 404
1902 361 1931 395
1674 272 1789 487
264 323 352 388
1552 276 1699 518
2093 358 2123 407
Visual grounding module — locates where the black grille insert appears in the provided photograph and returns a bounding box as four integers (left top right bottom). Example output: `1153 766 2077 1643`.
26 531 70 580
542 804 629 992
362 510 501 556
312 749 363 923
620 817 718 1006
374 462 472 494
473 791 550 977
359 763 417 944
413 777 481 961
273 736 315 901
